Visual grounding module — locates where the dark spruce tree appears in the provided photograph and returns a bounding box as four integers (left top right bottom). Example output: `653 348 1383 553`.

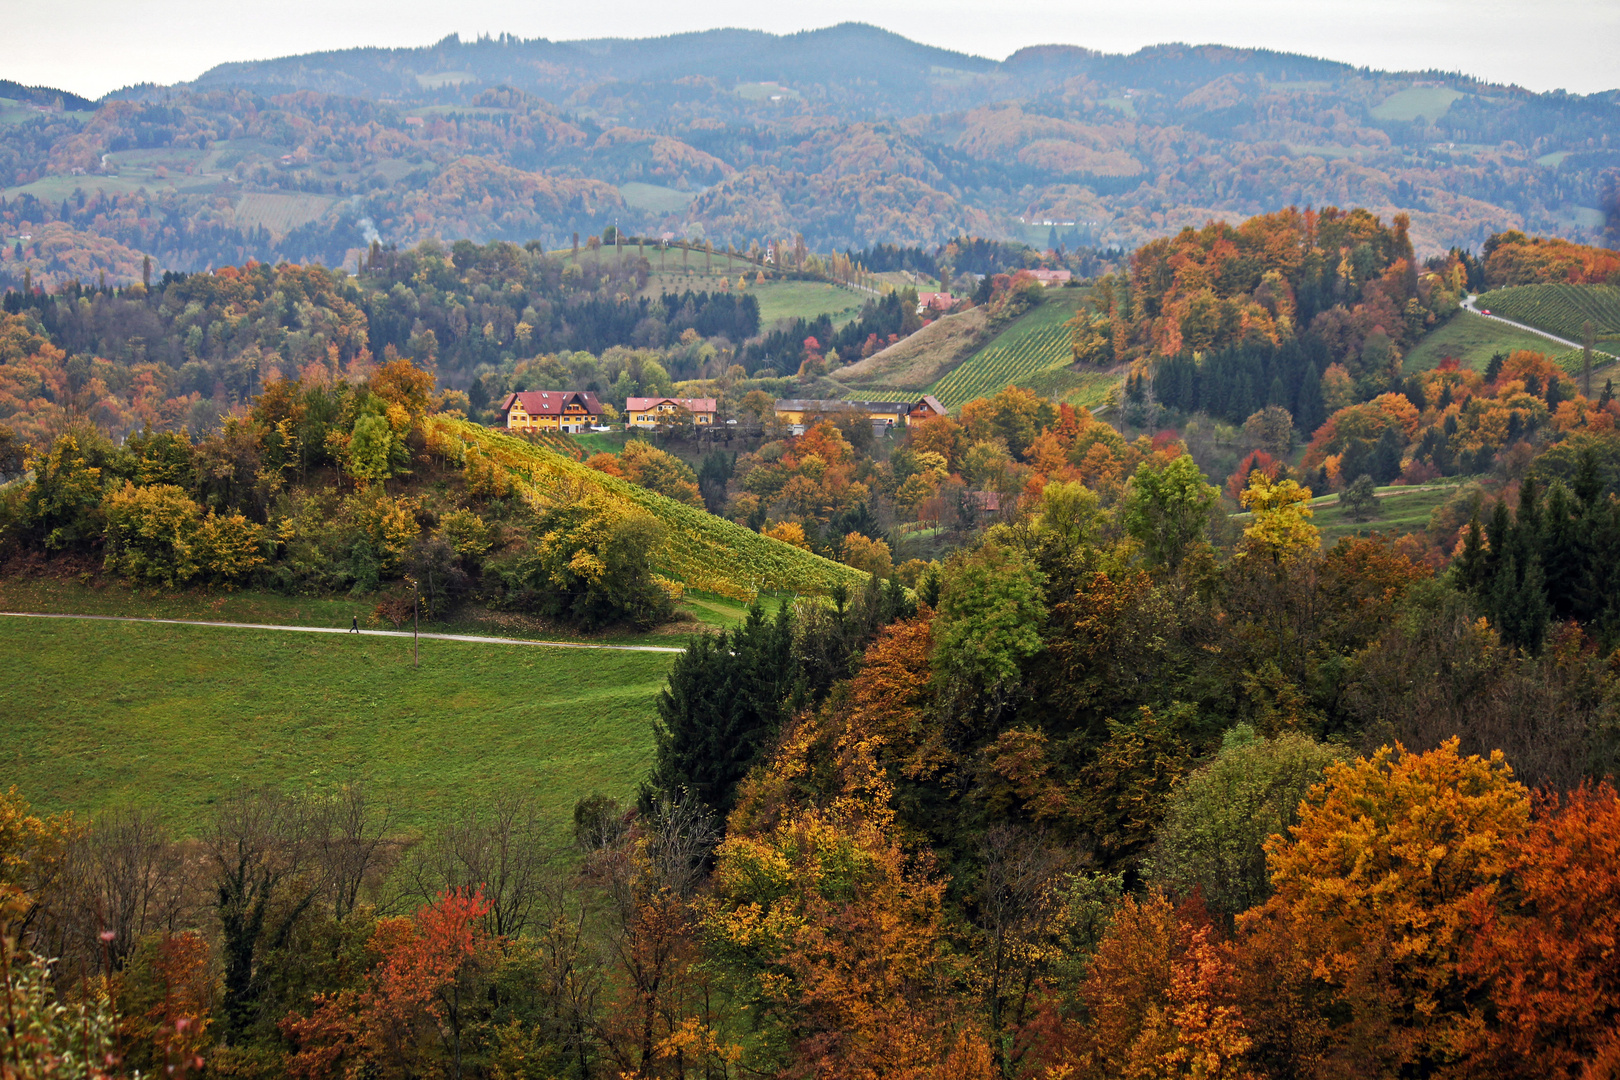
646 603 796 816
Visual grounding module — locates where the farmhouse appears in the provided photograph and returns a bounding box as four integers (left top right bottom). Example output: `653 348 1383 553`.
626 396 718 427
774 396 948 435
1027 268 1073 286
497 390 603 432
916 291 954 314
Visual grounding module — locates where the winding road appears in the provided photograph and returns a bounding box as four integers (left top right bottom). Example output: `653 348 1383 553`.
0 611 686 653
1461 294 1616 360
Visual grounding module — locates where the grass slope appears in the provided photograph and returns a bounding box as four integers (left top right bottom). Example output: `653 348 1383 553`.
1403 312 1564 372
929 291 1106 409
1308 483 1457 546
836 307 990 392
457 420 867 599
0 618 672 834
750 280 866 328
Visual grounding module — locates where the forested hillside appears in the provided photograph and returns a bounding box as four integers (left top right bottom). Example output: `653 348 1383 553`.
10 196 1620 1078
1 25 1616 288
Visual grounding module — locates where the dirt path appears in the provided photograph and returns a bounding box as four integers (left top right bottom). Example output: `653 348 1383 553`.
0 611 686 653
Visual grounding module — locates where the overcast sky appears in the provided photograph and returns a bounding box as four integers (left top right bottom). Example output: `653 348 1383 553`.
12 0 1618 100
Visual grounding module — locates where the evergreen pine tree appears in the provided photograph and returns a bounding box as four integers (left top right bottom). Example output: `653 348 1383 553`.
1455 507 1487 593
1541 481 1584 621
1371 426 1404 483
647 603 796 815
1267 376 1288 409
1298 362 1325 435
1574 448 1605 508
1484 498 1512 585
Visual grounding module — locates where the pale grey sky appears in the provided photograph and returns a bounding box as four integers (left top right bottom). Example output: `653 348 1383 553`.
12 0 1619 100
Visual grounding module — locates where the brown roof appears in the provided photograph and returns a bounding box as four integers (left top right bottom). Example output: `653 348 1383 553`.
625 396 718 413
498 390 602 417
913 395 947 416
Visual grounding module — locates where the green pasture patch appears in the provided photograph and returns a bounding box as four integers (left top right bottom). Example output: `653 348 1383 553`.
0 575 713 648
750 280 866 327
1371 86 1465 123
1403 312 1564 372
0 618 674 834
734 82 800 101
234 191 337 235
1309 482 1459 547
619 182 697 214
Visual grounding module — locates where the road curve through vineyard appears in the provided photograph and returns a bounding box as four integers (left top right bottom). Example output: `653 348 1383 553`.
1461 294 1614 357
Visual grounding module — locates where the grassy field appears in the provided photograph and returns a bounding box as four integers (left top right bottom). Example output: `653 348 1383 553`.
0 617 672 834
1308 483 1457 546
930 291 1090 408
1403 312 1563 372
619 182 696 214
751 280 866 327
1371 86 1465 122
1474 284 1620 348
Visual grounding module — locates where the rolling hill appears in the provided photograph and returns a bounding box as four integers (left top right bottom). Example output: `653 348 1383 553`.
454 419 868 600
2 26 1615 284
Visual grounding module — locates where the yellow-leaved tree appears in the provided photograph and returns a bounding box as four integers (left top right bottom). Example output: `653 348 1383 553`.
1238 474 1318 564
1240 739 1530 1076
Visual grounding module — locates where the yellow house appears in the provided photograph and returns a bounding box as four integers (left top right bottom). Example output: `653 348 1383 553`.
497 390 603 432
773 398 941 434
625 396 718 428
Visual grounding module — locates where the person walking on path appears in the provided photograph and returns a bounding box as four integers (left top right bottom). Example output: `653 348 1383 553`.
349 615 360 633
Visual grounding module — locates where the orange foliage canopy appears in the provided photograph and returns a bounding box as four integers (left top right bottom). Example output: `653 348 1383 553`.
1483 230 1620 287
282 889 493 1080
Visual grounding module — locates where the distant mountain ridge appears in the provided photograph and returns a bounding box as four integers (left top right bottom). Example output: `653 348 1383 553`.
136 25 1381 111
2 24 1615 286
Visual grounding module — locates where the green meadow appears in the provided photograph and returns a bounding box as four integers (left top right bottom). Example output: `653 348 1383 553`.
0 617 675 834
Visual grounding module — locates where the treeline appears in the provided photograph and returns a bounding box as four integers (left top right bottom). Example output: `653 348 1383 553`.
741 287 919 373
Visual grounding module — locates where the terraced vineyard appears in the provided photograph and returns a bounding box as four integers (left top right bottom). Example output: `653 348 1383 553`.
451 419 867 600
1475 284 1620 349
930 293 1093 408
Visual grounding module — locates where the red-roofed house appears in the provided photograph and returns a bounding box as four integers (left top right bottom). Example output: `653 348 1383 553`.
625 396 718 428
1027 269 1072 286
497 390 603 433
916 291 954 314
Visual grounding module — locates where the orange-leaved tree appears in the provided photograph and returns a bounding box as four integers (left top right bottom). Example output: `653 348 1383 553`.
1461 781 1620 1077
1243 738 1529 1076
283 888 493 1080
707 686 993 1080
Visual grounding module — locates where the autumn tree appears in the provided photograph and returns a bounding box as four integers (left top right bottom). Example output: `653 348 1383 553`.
1245 739 1530 1075
1121 454 1219 571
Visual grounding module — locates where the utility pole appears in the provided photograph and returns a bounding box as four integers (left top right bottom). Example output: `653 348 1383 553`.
1583 320 1596 398
406 576 419 668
